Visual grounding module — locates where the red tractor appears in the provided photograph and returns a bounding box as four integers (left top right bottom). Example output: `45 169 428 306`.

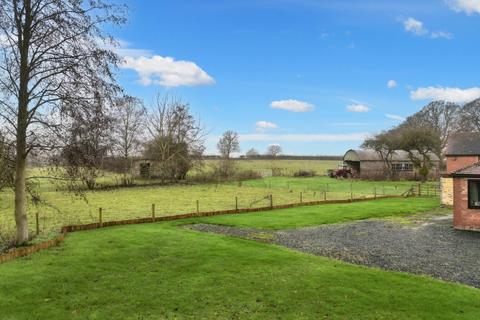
328 164 353 179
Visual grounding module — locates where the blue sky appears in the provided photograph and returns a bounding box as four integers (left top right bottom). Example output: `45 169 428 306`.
112 0 480 155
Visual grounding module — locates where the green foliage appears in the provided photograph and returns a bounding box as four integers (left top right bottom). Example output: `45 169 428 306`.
0 222 479 319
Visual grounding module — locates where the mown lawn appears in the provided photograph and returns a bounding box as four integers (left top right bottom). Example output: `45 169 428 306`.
0 222 478 319
180 197 443 229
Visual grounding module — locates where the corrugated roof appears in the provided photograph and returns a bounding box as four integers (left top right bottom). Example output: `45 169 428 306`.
344 149 440 162
451 162 480 177
445 133 480 156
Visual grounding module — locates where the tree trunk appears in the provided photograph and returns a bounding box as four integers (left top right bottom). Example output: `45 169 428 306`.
15 0 32 245
14 148 28 245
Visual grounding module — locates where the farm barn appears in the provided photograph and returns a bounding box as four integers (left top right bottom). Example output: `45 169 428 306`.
343 149 440 180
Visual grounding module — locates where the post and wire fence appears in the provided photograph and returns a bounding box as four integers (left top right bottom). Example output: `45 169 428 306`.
1 181 441 248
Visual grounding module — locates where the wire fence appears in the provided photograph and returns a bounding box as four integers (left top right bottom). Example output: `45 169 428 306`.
0 182 440 252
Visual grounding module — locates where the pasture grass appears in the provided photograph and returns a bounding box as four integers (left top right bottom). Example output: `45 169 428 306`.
0 174 437 250
0 222 478 319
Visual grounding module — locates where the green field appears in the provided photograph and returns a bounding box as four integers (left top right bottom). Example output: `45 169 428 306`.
0 173 437 248
224 159 341 176
1 218 478 319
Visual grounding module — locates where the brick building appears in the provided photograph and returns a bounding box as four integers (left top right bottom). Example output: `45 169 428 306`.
451 164 480 231
442 133 480 231
441 133 480 206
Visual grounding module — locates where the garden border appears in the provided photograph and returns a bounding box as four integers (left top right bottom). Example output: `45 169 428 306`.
0 195 403 264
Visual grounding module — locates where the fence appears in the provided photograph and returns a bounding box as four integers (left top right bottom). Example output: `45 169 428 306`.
0 182 440 259
1 194 407 264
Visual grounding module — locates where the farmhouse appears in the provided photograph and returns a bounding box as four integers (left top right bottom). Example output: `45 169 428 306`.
441 133 480 206
441 133 480 231
343 149 440 180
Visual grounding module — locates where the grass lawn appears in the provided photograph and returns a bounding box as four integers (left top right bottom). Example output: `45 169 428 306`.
0 222 478 319
180 197 443 229
0 175 436 245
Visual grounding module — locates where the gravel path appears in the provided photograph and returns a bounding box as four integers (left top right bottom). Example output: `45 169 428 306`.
187 216 480 288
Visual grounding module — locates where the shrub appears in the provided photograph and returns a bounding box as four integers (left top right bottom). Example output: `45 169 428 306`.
293 170 316 177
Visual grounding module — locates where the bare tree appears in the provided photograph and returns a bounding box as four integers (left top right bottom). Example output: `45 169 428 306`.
0 0 125 244
112 95 145 185
217 130 240 159
61 93 114 190
245 148 259 158
398 126 441 182
362 130 401 179
145 94 205 182
459 98 480 132
267 144 282 157
399 101 460 153
215 130 240 178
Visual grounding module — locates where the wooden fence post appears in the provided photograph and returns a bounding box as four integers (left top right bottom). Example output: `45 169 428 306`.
151 204 155 222
235 196 238 212
270 194 273 209
196 200 199 214
324 191 327 201
374 187 377 200
35 211 40 236
350 182 353 201
99 207 103 227
300 192 303 204
418 184 421 196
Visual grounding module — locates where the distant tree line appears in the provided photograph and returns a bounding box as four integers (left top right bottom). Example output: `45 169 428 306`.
363 99 480 181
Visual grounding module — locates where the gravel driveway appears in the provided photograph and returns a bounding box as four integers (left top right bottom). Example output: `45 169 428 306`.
187 216 480 288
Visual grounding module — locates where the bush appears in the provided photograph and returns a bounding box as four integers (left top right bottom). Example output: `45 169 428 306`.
293 170 316 177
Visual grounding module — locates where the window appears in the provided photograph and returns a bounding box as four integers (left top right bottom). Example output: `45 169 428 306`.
392 163 413 172
468 180 480 209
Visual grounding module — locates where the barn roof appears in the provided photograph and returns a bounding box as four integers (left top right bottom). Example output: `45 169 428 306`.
451 162 480 177
445 133 480 156
344 149 440 162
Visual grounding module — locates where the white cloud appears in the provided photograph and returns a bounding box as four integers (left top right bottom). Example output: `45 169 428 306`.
403 17 453 40
121 55 215 87
347 104 371 113
239 133 369 142
270 99 315 112
255 121 278 132
404 17 428 36
386 113 406 121
446 0 480 15
410 86 480 104
430 31 454 40
387 80 398 88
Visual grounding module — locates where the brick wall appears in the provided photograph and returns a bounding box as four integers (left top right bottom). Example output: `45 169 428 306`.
446 156 479 173
453 178 480 231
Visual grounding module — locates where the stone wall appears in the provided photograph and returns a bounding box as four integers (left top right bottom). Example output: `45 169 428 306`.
441 177 453 206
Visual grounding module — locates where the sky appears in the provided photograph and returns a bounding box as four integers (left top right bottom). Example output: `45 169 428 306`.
111 0 480 155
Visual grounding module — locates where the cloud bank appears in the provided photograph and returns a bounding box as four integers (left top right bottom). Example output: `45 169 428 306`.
239 133 369 142
121 55 215 87
270 99 315 112
410 86 480 104
446 0 480 15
